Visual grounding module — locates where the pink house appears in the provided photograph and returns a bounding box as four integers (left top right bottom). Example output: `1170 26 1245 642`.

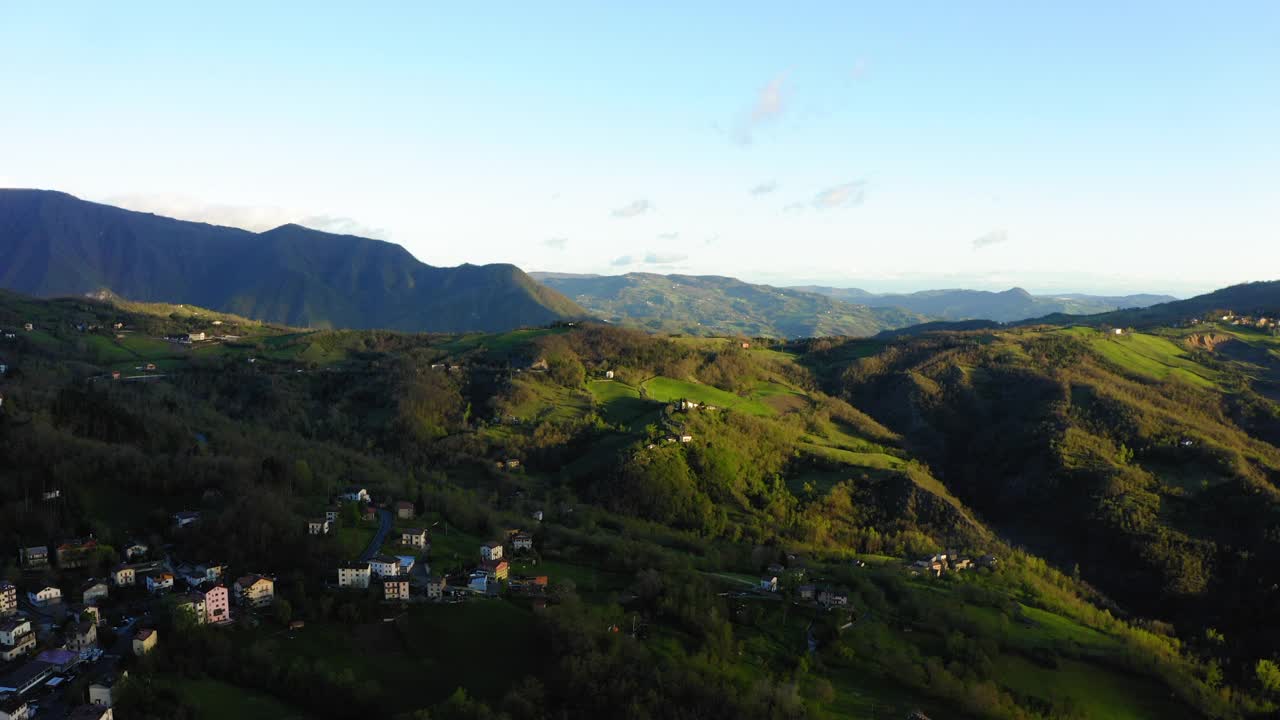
203 585 229 625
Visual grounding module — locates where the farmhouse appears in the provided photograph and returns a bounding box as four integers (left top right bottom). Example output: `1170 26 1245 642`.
511 532 534 552
481 542 504 562
145 573 174 594
111 565 136 587
89 670 127 708
28 586 62 606
18 546 48 569
307 518 331 535
65 619 98 652
174 593 207 625
401 528 428 549
56 538 98 568
233 575 275 608
0 618 35 661
425 575 447 600
132 628 157 656
394 500 415 519
337 562 371 589
80 580 109 605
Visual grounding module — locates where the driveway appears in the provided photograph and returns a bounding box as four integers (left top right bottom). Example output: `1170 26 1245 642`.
359 508 393 561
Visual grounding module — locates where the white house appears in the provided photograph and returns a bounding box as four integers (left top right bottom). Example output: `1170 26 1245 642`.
172 511 201 528
28 586 62 606
480 542 503 562
511 533 534 552
759 576 778 593
605 370 615 379
307 518 331 535
337 562 371 589
369 555 400 579
123 542 148 561
111 566 136 587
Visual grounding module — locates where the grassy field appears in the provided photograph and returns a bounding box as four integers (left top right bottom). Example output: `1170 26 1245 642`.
641 376 776 416
994 654 1193 719
587 379 657 427
169 676 312 720
1062 327 1219 388
798 443 906 471
334 523 376 560
271 602 542 709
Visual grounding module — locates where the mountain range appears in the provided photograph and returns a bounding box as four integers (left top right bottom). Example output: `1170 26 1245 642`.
785 285 1177 322
0 189 584 332
531 272 931 337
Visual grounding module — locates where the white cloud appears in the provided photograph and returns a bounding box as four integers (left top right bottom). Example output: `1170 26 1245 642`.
610 199 652 218
657 231 680 240
811 181 867 209
643 252 687 265
750 181 778 195
733 74 789 145
543 236 569 250
972 229 1009 250
610 255 635 267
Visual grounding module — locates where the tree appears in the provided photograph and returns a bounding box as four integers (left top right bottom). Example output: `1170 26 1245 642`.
1257 659 1280 695
274 597 293 627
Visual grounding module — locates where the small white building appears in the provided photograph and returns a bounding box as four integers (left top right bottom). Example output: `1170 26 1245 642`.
400 528 428 549
339 487 370 503
759 576 778 593
28 586 62 606
481 542 503 562
369 555 400 579
145 573 174 594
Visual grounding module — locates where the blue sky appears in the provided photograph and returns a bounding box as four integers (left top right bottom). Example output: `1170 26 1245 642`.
2 2 1276 295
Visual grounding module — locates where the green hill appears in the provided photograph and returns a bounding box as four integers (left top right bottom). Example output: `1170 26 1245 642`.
531 271 931 338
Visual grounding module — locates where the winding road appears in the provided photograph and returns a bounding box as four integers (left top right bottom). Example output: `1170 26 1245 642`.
359 507 393 561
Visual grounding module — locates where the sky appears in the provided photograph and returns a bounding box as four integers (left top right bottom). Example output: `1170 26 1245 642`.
1 2 1277 296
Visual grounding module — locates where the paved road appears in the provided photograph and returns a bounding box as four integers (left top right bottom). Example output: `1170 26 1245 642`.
359 508 393 561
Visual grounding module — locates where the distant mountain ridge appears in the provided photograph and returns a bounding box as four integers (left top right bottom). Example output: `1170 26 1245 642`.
0 189 584 332
531 272 931 338
795 285 1177 322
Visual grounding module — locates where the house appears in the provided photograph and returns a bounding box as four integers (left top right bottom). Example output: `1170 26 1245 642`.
362 505 378 522
741 342 751 349
0 618 36 661
203 585 230 624
532 510 544 522
382 578 410 602
41 490 61 501
952 558 974 571
18 546 48 569
36 647 80 672
481 542 504 562
337 562 371 589
130 628 157 657
0 697 31 720
145 573 174 594
56 538 98 569
396 556 416 576
184 563 225 586
110 371 121 380
28 586 62 606
172 510 201 528
503 459 521 469
174 593 207 625
394 500 415 520
511 532 534 552
233 575 274 608
679 400 700 410
65 619 98 652
481 559 509 581
759 576 778 593
401 528 428 549
797 584 816 601
81 580 109 605
88 670 127 708
339 486 370 503
0 582 16 617
111 565 136 587
68 704 114 720
817 588 849 607
679 435 693 443
369 555 400 579
182 332 206 343
123 541 148 561
22 323 32 332
467 574 489 593
307 518 331 536
605 370 615 379
425 575 447 600
1113 328 1124 335
0 659 55 697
